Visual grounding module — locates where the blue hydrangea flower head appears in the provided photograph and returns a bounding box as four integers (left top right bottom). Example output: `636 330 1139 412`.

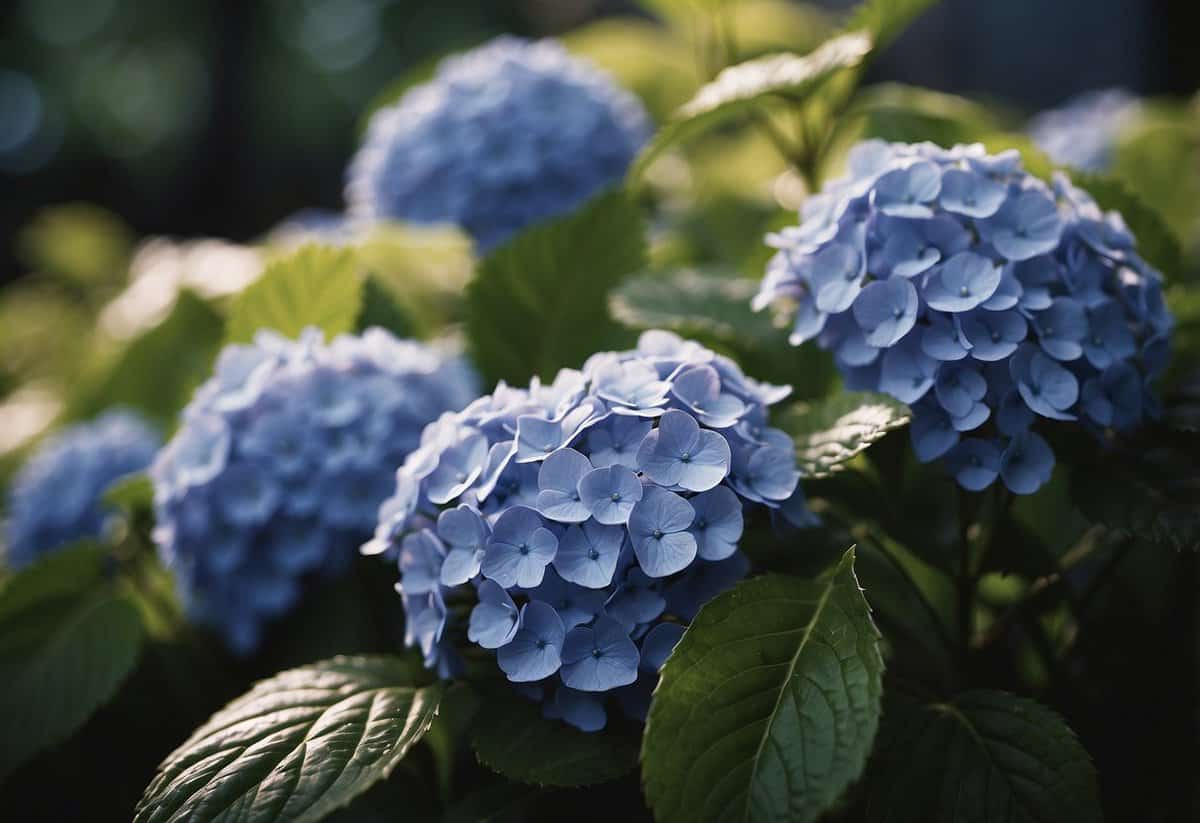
151 327 478 653
757 141 1173 495
367 330 811 730
4 410 160 568
1028 89 1140 172
346 35 651 252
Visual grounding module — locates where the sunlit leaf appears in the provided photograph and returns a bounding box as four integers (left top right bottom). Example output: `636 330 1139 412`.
777 391 911 477
225 245 363 346
135 656 442 823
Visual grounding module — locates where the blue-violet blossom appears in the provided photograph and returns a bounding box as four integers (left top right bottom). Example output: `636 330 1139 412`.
756 141 1172 494
1028 89 1140 172
346 36 651 252
151 327 477 653
366 331 813 731
4 410 160 568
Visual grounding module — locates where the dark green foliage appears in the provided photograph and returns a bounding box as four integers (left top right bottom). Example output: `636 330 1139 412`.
642 550 884 822
0 544 145 779
466 190 646 386
862 691 1101 822
471 695 639 788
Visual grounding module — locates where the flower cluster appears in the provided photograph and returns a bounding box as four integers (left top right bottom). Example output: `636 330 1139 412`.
366 331 812 731
4 410 160 568
346 36 650 253
757 141 1172 494
151 327 478 653
1028 89 1139 172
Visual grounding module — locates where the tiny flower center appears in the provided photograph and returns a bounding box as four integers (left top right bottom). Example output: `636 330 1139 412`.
696 518 708 530
959 285 970 297
610 492 621 502
587 548 600 560
591 649 603 659
518 543 530 555
680 452 691 463
652 529 664 540
536 639 547 650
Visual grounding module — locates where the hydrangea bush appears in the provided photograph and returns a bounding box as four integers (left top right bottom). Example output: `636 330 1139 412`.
1028 89 1140 172
4 410 160 568
10 7 1198 821
150 327 478 652
364 331 810 730
756 141 1173 494
346 35 651 252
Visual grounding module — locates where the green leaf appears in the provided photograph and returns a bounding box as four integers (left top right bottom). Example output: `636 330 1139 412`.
356 275 413 337
1071 171 1185 281
850 83 1003 146
466 190 646 386
1066 427 1200 552
103 472 154 514
0 544 145 778
776 391 911 478
642 548 884 823
135 655 442 823
862 691 1102 822
609 266 836 398
225 245 364 345
65 290 224 428
631 31 872 179
471 695 638 787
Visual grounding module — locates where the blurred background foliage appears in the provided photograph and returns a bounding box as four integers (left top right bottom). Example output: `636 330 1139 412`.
1 0 1198 484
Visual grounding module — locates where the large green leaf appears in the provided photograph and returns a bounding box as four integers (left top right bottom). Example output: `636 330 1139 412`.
630 31 872 179
465 190 646 386
849 83 1003 146
863 691 1102 822
776 391 911 478
65 290 224 428
642 548 884 823
135 655 442 823
0 544 145 779
471 695 639 787
1071 171 1185 281
610 267 836 397
225 245 363 345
